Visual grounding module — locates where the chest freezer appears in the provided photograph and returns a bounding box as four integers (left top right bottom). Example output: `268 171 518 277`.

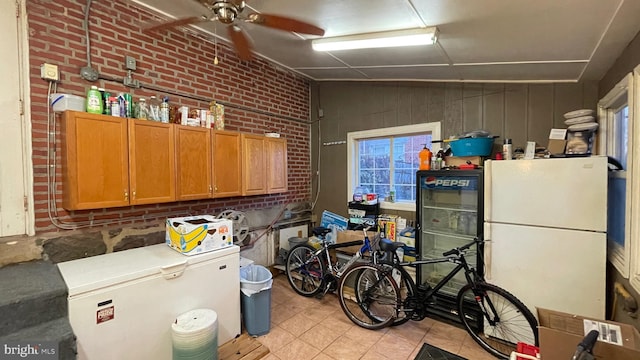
57 244 240 360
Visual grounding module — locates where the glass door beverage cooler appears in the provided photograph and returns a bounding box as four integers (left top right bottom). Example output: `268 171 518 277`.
416 169 484 325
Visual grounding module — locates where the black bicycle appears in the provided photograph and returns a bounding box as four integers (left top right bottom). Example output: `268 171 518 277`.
337 237 538 359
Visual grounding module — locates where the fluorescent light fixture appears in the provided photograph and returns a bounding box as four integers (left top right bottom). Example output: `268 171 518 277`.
312 27 438 51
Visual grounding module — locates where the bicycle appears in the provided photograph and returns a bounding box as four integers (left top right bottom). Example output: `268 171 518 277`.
285 223 416 326
337 236 539 359
285 224 378 298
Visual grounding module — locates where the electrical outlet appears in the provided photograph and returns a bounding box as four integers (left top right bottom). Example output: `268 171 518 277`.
40 63 59 81
125 56 136 71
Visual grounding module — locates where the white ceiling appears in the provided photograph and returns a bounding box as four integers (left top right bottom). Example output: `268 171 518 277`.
132 0 640 83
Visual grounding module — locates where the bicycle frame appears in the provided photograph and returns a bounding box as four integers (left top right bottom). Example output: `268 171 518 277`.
318 227 378 278
397 251 480 296
381 239 507 328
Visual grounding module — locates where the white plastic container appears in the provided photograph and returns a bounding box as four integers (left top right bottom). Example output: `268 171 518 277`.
50 93 85 112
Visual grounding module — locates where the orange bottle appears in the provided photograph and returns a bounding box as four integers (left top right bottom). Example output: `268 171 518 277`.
419 145 432 170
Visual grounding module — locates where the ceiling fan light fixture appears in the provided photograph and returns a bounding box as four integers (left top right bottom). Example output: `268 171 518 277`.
312 27 438 51
212 1 241 24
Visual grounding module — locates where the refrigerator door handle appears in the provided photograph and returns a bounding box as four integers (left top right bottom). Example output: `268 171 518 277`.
161 261 188 279
483 222 492 280
484 160 492 222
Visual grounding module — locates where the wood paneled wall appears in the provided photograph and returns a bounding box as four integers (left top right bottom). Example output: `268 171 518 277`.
310 81 598 219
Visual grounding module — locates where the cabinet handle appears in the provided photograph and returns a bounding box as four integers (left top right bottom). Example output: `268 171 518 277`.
132 190 136 199
124 190 129 201
209 185 213 193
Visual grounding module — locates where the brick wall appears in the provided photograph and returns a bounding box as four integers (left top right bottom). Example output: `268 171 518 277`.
27 0 311 234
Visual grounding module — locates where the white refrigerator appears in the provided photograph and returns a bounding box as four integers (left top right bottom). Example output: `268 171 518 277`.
483 156 607 320
57 244 241 360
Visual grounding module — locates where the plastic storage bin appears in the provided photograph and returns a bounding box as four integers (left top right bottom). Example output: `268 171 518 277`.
240 265 273 336
448 137 494 156
50 93 86 112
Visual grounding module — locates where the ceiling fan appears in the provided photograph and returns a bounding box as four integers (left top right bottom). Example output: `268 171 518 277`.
143 0 325 61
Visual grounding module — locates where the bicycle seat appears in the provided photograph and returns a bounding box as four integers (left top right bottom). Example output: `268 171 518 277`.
379 238 406 252
312 226 331 237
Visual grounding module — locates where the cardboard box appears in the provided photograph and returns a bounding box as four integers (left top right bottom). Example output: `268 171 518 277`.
444 156 484 167
165 215 233 255
548 128 568 155
398 235 415 248
538 308 640 360
336 230 377 255
377 214 398 241
320 210 348 243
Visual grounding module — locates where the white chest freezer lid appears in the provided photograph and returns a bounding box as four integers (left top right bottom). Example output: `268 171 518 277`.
57 244 239 297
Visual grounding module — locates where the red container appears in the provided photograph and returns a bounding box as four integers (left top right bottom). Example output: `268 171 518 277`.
515 342 539 360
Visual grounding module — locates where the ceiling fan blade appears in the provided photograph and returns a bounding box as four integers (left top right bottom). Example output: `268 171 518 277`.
143 16 205 33
247 13 325 36
227 25 253 61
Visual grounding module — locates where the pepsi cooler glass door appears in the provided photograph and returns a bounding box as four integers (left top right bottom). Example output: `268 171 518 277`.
416 169 484 300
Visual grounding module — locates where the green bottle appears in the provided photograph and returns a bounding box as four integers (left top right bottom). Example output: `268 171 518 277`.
86 85 103 114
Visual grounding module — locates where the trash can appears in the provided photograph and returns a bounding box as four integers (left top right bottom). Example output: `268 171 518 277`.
288 236 308 249
239 264 273 336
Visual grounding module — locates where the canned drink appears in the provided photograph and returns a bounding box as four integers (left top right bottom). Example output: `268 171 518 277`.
117 93 126 117
124 93 133 118
103 91 111 115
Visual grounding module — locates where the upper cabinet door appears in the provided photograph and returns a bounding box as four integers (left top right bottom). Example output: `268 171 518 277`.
241 134 267 195
212 130 242 198
128 120 175 205
175 125 212 200
62 111 129 210
267 138 288 194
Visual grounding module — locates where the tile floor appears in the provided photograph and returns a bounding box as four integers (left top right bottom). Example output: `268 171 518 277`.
254 274 498 360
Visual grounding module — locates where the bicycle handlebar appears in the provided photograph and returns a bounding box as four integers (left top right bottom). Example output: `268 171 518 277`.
572 330 599 360
442 237 482 257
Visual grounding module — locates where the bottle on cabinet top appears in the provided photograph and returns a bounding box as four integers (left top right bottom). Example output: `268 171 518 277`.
419 145 432 170
86 86 103 114
502 138 513 160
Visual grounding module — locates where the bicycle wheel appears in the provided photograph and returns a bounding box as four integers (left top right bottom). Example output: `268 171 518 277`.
457 282 538 359
338 263 400 330
390 265 415 326
358 262 415 326
286 244 325 297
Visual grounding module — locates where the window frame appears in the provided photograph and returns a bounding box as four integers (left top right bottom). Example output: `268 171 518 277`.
598 73 633 279
346 122 441 212
629 65 640 293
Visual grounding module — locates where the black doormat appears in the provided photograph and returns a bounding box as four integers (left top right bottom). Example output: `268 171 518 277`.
414 343 468 360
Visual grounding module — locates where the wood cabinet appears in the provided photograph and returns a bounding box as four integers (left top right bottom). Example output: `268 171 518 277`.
241 134 267 196
266 137 288 194
61 110 288 210
241 134 288 196
128 120 175 205
212 130 242 198
175 125 212 200
62 111 130 210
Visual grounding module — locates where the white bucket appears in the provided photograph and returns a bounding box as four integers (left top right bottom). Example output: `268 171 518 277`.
171 308 218 360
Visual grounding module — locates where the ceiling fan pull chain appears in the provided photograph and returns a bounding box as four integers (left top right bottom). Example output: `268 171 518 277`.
214 24 219 65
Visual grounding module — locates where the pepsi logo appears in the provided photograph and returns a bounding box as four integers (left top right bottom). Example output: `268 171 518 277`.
424 176 437 187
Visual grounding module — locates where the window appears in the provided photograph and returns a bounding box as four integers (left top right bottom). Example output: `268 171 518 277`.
347 123 441 211
597 66 640 295
599 74 632 279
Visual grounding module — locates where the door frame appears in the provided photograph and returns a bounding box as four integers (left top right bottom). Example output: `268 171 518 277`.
17 0 34 235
